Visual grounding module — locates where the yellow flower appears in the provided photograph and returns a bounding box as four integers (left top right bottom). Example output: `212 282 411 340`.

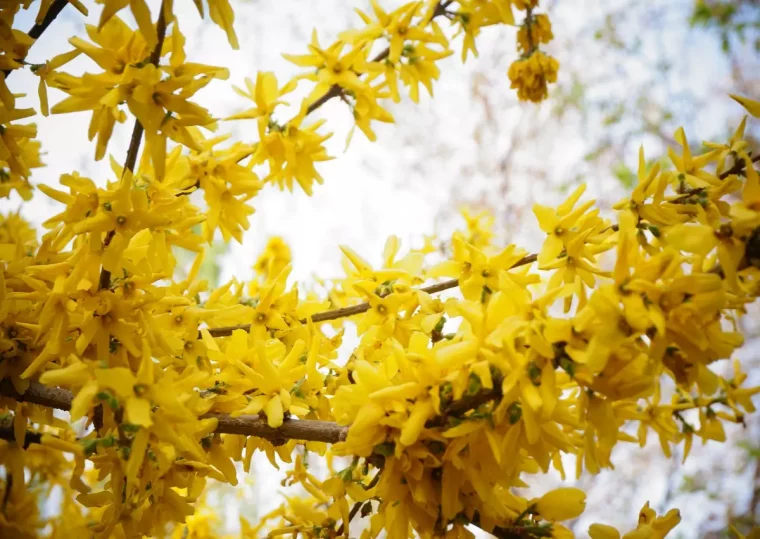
517 13 553 54
283 32 368 106
508 50 559 102
227 71 297 138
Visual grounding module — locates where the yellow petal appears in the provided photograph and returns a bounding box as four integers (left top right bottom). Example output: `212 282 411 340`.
264 395 283 428
399 399 434 446
730 94 760 117
589 523 621 539
71 380 99 422
95 367 137 399
126 397 153 427
41 433 84 455
665 224 716 256
126 427 149 492
534 487 587 521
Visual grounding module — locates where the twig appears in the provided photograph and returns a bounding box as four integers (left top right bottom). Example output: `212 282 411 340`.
204 253 538 338
302 0 449 117
97 3 168 291
0 417 41 449
3 0 70 78
425 382 503 429
28 0 72 40
336 470 382 536
719 154 760 180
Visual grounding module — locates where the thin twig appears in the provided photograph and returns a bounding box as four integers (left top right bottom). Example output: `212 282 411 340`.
302 0 449 117
0 414 41 449
336 470 382 536
97 4 168 291
3 0 70 78
719 153 759 180
203 253 538 338
425 381 503 429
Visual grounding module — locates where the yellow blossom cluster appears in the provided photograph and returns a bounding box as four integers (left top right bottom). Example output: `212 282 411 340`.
0 0 757 538
508 1 558 102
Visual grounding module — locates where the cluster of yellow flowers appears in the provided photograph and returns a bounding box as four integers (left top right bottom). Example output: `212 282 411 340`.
508 0 558 102
0 0 758 537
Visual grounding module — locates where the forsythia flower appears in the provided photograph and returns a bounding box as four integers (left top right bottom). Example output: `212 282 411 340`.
517 13 553 53
508 50 560 102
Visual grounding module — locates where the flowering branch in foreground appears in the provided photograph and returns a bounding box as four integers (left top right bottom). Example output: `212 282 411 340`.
2 0 760 537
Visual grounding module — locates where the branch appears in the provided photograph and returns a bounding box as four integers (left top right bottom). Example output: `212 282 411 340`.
0 373 505 447
3 0 71 78
0 379 348 444
302 0 450 117
98 4 168 291
425 383 503 429
204 253 538 338
0 414 41 448
470 511 553 539
0 379 73 410
719 153 760 180
202 413 347 444
336 469 382 536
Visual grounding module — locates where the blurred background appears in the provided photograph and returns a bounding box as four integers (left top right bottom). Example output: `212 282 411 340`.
2 0 760 536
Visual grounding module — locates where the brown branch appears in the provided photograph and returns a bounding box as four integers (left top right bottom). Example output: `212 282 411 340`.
427 388 503 429
302 0 449 117
0 373 506 447
28 0 71 40
0 379 73 410
201 413 347 444
3 0 70 78
0 426 42 449
0 380 348 444
0 414 41 449
719 153 760 180
336 470 382 536
204 253 538 338
97 4 168 291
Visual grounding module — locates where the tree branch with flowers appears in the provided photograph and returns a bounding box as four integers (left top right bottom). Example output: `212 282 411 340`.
0 0 759 538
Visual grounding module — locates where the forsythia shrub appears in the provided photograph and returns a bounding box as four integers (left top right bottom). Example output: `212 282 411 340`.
0 0 758 538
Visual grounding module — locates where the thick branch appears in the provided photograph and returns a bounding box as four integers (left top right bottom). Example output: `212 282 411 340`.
0 379 72 410
0 380 348 444
201 413 347 443
0 375 503 447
